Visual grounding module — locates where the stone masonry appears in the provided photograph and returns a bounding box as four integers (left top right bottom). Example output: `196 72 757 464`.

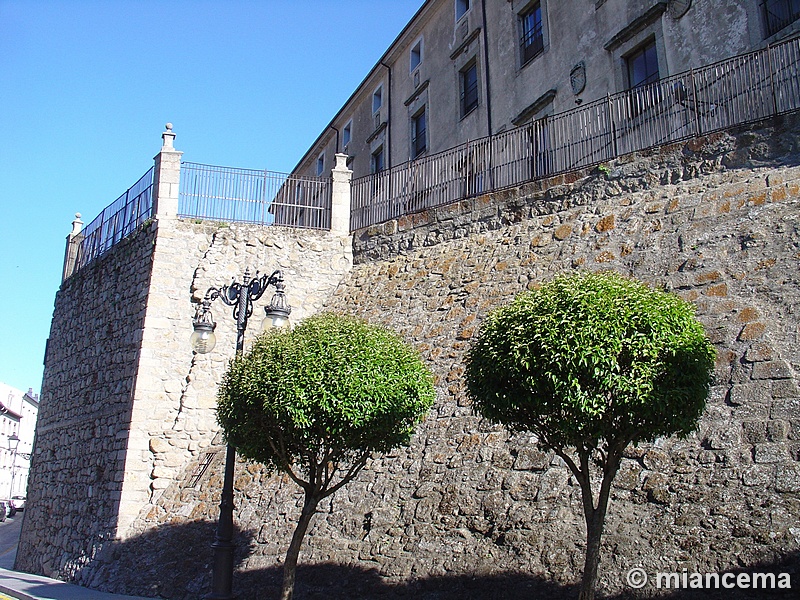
18 116 800 599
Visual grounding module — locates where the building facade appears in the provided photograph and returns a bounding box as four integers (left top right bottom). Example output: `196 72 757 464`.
0 383 38 503
294 0 800 181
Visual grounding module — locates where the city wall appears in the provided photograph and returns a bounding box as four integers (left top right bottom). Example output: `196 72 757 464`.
19 116 800 598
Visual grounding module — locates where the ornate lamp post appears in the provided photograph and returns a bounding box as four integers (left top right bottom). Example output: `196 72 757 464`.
191 267 291 600
7 434 19 502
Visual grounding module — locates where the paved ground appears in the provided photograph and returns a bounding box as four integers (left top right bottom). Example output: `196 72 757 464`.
0 514 150 600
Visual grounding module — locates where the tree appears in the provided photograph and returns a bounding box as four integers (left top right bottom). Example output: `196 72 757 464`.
217 312 435 600
464 271 715 600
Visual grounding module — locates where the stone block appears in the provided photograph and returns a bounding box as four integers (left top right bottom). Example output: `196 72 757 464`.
742 420 768 444
737 322 767 341
503 471 540 502
753 443 789 464
772 397 800 421
775 463 800 492
643 449 672 472
767 420 790 442
744 342 774 363
706 424 741 450
728 383 771 406
614 461 642 490
752 360 793 380
742 465 773 487
771 379 800 399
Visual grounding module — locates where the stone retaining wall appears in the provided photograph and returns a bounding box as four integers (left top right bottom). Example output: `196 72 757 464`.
23 116 800 599
16 217 353 588
16 222 157 579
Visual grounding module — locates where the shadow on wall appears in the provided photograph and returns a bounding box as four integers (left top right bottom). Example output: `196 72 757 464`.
68 519 798 600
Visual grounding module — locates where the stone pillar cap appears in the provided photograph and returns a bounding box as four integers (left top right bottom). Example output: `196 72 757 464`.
162 122 176 151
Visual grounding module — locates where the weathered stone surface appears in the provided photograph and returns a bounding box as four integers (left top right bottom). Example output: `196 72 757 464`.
19 118 800 599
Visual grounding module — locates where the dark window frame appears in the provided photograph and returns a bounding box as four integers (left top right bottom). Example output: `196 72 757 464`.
371 146 385 174
761 0 800 37
456 0 470 21
626 39 659 89
410 38 423 72
520 2 544 66
411 108 427 159
460 61 479 118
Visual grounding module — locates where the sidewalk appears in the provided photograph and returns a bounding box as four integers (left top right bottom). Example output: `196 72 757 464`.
0 549 150 600
0 567 151 600
0 517 151 600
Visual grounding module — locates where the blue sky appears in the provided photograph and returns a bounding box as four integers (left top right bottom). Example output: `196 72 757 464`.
0 0 423 395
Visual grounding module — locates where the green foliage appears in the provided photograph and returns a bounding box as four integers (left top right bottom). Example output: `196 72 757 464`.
465 271 715 451
217 312 435 476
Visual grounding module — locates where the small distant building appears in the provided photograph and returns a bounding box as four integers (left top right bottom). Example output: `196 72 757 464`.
0 383 39 501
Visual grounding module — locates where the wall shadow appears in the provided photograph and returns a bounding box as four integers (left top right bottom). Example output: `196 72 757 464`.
62 519 798 600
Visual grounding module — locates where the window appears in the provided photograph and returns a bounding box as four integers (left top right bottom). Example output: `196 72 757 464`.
456 0 469 21
627 40 659 88
342 121 352 149
460 61 479 117
372 86 383 114
316 153 324 176
520 2 544 65
371 146 385 173
411 108 427 159
762 0 800 37
410 39 423 72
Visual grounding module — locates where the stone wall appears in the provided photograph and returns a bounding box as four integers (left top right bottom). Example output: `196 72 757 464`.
16 221 157 579
79 116 800 599
16 215 353 587
115 218 353 541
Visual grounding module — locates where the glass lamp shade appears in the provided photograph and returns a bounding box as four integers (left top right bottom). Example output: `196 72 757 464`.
262 309 290 331
7 434 19 452
190 324 217 354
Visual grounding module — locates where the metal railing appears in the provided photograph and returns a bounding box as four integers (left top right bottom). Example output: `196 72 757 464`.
179 162 331 230
73 167 155 273
351 36 800 231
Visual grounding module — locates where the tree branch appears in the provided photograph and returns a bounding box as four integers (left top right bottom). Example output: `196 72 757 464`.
322 453 369 499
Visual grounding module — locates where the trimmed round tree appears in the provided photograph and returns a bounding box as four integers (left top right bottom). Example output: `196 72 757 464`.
217 312 435 600
465 271 715 600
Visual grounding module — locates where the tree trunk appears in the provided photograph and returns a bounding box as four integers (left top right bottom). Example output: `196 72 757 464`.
577 453 620 600
280 494 319 600
578 508 606 600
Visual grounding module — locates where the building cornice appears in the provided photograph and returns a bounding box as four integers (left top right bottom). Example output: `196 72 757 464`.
604 2 668 51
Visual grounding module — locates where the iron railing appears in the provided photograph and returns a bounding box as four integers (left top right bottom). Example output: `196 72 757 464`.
351 36 800 230
73 167 154 274
179 162 331 230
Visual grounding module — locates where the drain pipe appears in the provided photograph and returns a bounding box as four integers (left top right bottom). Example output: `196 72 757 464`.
480 0 493 136
380 60 392 167
330 125 340 155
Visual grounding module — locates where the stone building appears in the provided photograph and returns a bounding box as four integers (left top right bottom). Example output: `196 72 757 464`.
15 4 800 599
293 0 800 181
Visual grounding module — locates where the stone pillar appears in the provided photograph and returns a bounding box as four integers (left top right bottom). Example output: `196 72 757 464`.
61 213 84 282
152 123 183 220
330 153 352 235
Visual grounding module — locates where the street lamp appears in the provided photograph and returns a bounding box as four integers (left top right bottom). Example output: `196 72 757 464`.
7 434 19 502
191 267 291 600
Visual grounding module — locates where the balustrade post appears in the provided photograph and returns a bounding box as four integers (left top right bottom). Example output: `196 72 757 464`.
331 153 352 234
766 43 778 116
61 213 84 282
689 69 702 137
152 123 183 220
